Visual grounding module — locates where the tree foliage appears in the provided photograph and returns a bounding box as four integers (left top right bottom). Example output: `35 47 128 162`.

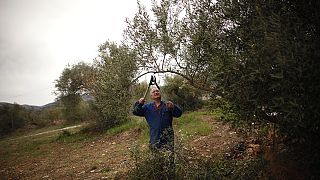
124 0 215 91
162 75 204 111
126 0 320 173
0 103 26 135
210 0 320 145
55 62 96 97
131 81 150 102
55 62 96 123
94 41 137 129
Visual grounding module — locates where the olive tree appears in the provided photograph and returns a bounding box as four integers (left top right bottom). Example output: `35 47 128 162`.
125 0 320 158
162 75 205 111
124 0 219 91
55 62 96 123
94 41 137 129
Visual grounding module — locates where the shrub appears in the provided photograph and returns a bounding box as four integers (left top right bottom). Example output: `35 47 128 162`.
128 139 266 179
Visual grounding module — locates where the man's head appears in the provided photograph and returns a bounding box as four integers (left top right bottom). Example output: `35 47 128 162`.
150 86 161 101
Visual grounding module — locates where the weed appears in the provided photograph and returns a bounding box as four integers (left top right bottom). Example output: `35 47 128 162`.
105 119 139 136
100 166 112 173
174 112 212 140
56 130 90 143
0 136 54 162
127 138 266 179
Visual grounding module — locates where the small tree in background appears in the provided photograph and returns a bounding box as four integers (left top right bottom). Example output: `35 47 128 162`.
94 41 137 130
131 81 149 103
55 62 96 123
39 106 63 124
0 103 30 135
162 75 204 111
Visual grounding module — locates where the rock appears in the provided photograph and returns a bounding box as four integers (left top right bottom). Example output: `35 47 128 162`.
247 148 254 154
247 144 261 155
89 166 97 173
42 175 49 179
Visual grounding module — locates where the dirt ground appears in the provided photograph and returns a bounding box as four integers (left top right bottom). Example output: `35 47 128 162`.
0 115 244 179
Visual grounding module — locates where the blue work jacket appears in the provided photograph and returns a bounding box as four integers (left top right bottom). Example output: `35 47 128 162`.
133 100 182 149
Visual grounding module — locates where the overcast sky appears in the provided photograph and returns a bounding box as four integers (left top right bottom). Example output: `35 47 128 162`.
0 0 149 106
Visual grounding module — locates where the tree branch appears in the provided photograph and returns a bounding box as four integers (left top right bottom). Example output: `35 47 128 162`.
131 70 213 92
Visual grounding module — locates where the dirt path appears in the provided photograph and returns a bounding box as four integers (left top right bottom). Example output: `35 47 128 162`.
0 115 242 179
7 124 85 141
189 115 242 158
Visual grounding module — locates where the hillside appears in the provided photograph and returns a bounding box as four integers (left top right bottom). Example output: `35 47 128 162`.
0 94 93 111
0 111 270 179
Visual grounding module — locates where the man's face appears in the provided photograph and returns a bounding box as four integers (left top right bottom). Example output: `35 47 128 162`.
150 88 161 100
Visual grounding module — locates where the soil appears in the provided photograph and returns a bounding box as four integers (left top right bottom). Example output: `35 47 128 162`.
0 115 249 179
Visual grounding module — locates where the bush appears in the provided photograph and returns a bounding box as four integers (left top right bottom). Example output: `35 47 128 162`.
128 139 266 179
94 41 137 130
56 130 90 143
207 97 239 123
162 75 205 111
0 104 27 135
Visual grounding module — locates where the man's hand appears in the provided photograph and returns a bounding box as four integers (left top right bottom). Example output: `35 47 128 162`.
166 101 174 110
139 98 145 104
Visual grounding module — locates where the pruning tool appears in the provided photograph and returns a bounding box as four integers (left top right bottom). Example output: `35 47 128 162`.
143 74 160 99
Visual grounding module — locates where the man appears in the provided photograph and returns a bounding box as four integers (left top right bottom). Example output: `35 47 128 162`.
132 86 182 151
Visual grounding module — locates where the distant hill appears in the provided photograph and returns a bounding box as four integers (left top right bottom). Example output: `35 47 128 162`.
0 102 46 111
40 101 61 109
21 104 43 111
0 95 94 111
0 102 12 107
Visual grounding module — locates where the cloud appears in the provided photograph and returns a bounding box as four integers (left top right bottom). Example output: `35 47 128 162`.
0 0 144 105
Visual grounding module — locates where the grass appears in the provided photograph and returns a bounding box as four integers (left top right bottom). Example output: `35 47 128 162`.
128 139 266 180
211 107 238 122
1 110 267 179
1 124 65 140
104 111 214 143
0 110 214 171
104 111 213 144
0 134 55 163
174 111 213 140
56 130 91 143
105 117 141 136
104 116 150 144
0 123 87 164
19 138 53 156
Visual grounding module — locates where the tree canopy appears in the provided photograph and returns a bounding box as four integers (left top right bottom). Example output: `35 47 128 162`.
55 62 96 123
94 41 137 129
125 0 320 142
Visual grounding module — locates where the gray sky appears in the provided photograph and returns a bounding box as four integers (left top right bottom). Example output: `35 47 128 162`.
0 0 148 106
